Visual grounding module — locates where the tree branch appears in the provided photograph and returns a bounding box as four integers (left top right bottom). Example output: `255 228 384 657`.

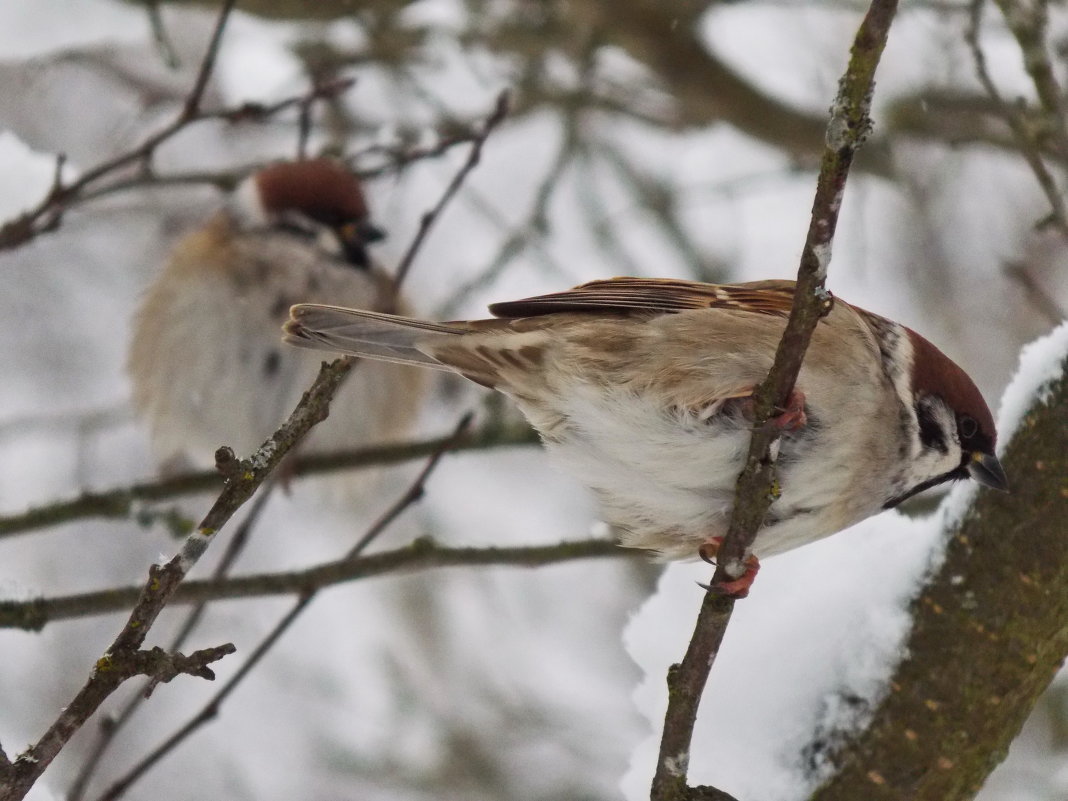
96 643 236 686
966 0 1068 237
650 3 900 799
0 355 354 800
811 349 1068 800
0 0 240 253
0 537 627 631
65 481 279 801
0 423 537 540
393 90 510 286
91 413 476 801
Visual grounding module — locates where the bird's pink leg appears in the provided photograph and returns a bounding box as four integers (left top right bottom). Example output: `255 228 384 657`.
769 388 807 431
727 388 807 431
698 536 761 598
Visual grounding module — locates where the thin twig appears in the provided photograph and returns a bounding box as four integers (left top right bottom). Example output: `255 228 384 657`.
68 78 356 204
649 3 900 799
30 111 485 217
351 127 491 178
65 482 279 801
393 91 511 286
991 0 1068 161
143 0 180 69
0 537 627 631
92 413 473 801
0 423 536 540
0 353 354 801
438 105 580 317
0 0 307 253
181 0 233 117
967 0 1068 237
1003 261 1067 326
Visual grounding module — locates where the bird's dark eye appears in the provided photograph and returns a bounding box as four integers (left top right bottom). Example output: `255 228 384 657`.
959 414 978 439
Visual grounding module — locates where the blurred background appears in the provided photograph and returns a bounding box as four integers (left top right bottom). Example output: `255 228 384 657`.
0 1 1066 799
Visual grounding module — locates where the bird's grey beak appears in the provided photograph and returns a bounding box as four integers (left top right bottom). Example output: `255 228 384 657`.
967 451 1009 492
335 219 386 268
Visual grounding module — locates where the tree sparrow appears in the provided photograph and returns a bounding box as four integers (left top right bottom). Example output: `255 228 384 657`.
129 159 424 475
282 277 1006 589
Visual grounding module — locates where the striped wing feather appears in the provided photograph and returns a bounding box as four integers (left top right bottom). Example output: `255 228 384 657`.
488 277 797 318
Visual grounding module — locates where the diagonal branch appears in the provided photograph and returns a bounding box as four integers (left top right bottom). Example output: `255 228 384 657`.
0 0 238 254
966 0 1068 237
65 481 280 801
0 355 354 801
393 90 511 286
650 2 901 799
91 413 475 801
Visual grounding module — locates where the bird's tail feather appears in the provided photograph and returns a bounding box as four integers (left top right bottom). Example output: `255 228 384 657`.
283 304 462 370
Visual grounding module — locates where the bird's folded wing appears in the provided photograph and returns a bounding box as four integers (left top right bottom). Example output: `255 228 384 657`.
488 277 797 318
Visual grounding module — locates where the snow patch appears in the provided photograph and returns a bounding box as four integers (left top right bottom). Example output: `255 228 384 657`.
943 320 1068 528
993 320 1068 448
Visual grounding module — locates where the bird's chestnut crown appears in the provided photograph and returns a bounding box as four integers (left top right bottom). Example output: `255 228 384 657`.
901 327 1007 497
906 328 996 454
245 159 385 267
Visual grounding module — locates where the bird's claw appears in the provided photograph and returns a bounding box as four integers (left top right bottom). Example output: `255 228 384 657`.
767 388 807 431
697 538 760 598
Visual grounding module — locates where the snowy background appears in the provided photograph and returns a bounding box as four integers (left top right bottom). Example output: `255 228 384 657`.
1 1 1067 800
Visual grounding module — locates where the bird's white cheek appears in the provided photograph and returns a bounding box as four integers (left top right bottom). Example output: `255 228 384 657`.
910 443 963 485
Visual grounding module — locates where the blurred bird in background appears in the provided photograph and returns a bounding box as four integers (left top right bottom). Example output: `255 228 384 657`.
128 158 425 479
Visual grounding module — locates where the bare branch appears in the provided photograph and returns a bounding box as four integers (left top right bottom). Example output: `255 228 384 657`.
90 413 472 801
66 481 279 801
0 0 369 254
181 0 234 118
0 537 627 632
0 354 354 800
991 0 1068 161
438 97 583 317
61 117 487 208
966 0 1068 237
394 90 511 286
351 124 501 178
650 3 900 799
0 423 537 541
98 643 236 687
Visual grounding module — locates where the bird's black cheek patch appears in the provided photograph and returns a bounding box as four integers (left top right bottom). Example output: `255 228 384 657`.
916 401 948 454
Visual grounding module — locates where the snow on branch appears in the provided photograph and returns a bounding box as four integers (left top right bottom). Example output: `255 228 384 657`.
811 323 1068 801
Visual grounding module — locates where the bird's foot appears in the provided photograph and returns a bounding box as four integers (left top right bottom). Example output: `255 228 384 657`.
768 388 807 431
730 388 807 431
697 537 761 598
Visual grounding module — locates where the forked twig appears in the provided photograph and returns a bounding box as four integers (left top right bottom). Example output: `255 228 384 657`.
0 0 238 254
0 353 355 801
66 482 280 801
92 414 474 801
966 0 1068 237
